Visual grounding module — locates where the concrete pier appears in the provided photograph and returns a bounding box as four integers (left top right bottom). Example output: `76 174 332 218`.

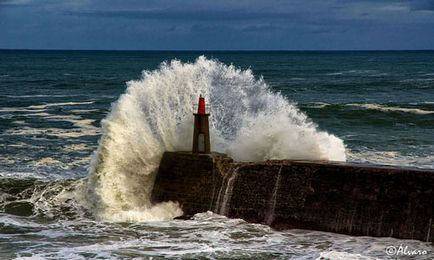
151 152 434 242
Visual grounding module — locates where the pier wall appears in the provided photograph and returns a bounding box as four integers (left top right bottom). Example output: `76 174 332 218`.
151 152 434 242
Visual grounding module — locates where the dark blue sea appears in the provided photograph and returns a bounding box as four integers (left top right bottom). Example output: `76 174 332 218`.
0 50 433 259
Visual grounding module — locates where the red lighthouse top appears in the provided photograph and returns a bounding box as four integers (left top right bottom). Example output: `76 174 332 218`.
197 95 206 115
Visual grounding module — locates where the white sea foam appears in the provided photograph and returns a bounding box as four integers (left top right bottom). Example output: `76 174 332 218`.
12 120 26 125
318 251 375 260
0 107 45 113
1 102 94 113
43 114 98 130
69 156 93 166
63 143 92 152
70 109 100 113
3 107 100 139
326 72 344 76
27 101 95 109
6 143 28 148
306 102 330 108
82 56 346 222
348 103 434 115
0 215 41 228
6 126 100 139
0 170 48 179
9 212 433 259
33 157 63 166
326 70 378 76
1 102 100 140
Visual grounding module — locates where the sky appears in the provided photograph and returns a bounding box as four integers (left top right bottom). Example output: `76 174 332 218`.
0 0 434 50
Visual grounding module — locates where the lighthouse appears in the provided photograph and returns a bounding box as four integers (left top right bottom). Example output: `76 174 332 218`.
192 95 210 153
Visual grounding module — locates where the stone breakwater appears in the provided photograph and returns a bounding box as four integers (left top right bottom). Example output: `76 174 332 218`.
151 152 434 242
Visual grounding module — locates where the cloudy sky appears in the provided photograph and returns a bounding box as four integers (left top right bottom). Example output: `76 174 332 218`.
1 0 433 50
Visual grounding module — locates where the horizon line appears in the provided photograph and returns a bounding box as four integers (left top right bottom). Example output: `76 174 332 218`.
1 48 434 52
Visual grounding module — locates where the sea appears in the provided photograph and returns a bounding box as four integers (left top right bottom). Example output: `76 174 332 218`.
0 50 433 259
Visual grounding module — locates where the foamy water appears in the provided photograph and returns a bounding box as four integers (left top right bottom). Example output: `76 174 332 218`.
0 212 430 260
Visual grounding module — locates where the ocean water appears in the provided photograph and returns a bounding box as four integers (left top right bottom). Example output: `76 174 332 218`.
0 50 433 259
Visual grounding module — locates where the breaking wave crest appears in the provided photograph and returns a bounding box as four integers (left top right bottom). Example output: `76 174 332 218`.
81 56 346 222
348 103 434 115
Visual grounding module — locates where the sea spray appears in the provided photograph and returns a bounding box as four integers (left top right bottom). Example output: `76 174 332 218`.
84 56 346 222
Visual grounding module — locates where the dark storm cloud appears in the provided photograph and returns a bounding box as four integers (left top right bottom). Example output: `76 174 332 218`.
409 0 434 12
0 0 433 50
241 25 281 33
0 0 26 5
338 0 434 12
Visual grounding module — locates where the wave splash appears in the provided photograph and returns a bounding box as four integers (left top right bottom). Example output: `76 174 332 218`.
81 56 346 222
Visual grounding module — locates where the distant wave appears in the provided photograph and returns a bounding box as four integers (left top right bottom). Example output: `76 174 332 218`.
347 103 434 115
28 101 95 109
304 102 330 109
325 72 344 76
347 149 434 169
325 70 388 76
3 94 74 98
305 102 434 115
0 101 95 112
